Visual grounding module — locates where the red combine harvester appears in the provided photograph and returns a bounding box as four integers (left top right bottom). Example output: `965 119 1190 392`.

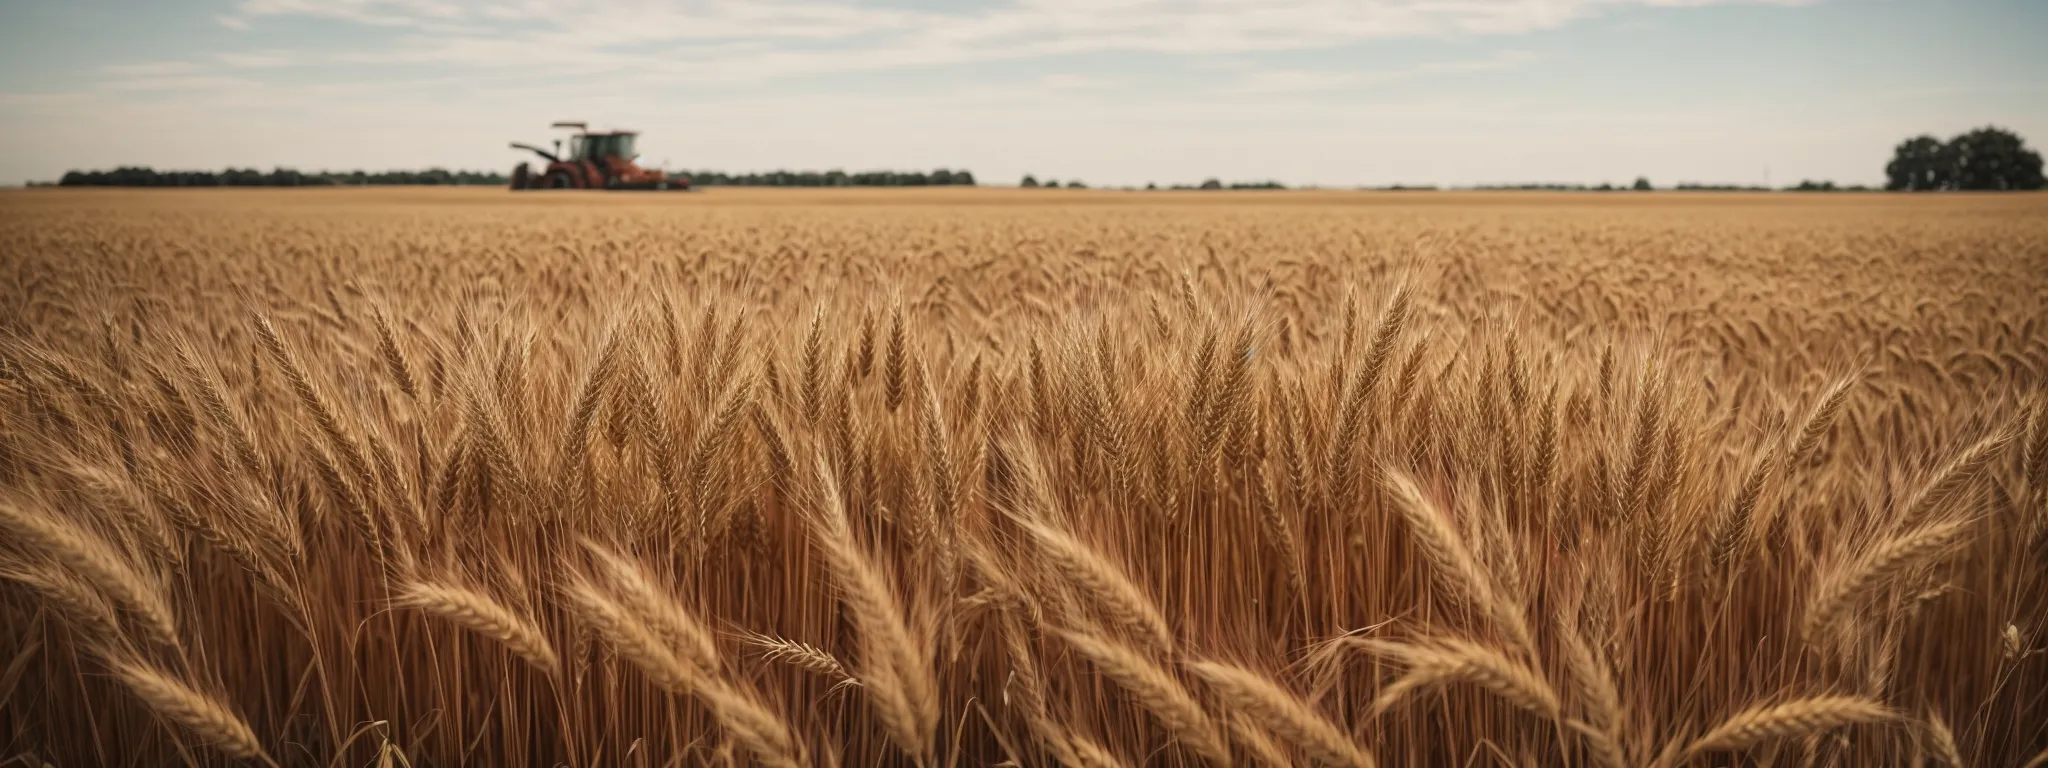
508 121 690 191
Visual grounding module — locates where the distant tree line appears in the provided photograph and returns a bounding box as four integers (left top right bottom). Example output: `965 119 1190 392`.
1468 178 1873 192
1885 126 2043 191
48 166 980 188
1473 178 1655 191
56 167 510 187
1024 175 1286 190
51 128 2038 192
682 169 976 187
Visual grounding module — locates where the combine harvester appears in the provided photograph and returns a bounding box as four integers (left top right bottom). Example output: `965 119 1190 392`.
508 121 691 191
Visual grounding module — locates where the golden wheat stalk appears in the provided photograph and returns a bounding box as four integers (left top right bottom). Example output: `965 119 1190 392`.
1710 449 1775 571
580 540 721 675
398 579 558 675
565 574 802 768
1682 695 1894 757
0 499 179 650
0 560 123 642
1187 659 1376 768
1379 469 1534 653
1925 712 1965 766
1788 374 1855 465
1020 518 1174 656
1057 629 1231 765
1897 428 2016 528
1804 519 1968 639
1362 636 1561 721
1555 608 1628 768
743 632 858 690
108 655 273 765
808 457 938 760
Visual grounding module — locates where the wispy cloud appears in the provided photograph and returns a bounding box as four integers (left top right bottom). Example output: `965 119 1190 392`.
101 76 265 92
1035 74 1135 91
190 0 1807 87
214 51 297 68
231 0 468 28
1227 50 1545 94
102 61 203 77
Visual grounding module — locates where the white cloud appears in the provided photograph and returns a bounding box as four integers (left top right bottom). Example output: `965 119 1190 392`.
214 51 297 68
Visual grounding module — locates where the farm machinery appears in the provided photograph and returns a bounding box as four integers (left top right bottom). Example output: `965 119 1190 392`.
508 121 690 191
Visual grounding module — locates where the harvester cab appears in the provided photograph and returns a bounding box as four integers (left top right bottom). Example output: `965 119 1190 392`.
508 121 689 191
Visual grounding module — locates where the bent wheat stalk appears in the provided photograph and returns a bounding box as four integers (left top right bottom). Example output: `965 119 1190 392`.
1682 695 1894 758
1187 659 1376 768
109 655 274 766
398 579 558 675
1804 519 1968 640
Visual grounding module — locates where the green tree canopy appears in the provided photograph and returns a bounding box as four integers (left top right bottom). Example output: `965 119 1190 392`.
1885 135 1949 191
1886 127 2043 191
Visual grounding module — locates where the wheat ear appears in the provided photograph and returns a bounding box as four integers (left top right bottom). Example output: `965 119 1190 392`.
109 656 273 765
580 540 720 675
1805 519 1968 639
809 457 937 760
1788 374 1854 464
1057 629 1231 765
399 579 558 675
1682 695 1893 757
1897 429 2015 528
0 500 179 650
1925 712 1964 766
1187 659 1375 768
1362 636 1560 720
743 632 858 690
1022 518 1174 656
566 575 801 768
1380 469 1534 653
1556 609 1628 768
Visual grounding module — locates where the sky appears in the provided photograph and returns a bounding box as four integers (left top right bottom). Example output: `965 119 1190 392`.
0 0 2043 188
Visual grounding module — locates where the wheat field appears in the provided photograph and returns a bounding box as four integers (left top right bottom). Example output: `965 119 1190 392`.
1 187 2044 767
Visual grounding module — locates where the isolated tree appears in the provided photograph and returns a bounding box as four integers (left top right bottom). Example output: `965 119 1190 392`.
1199 178 1223 190
1632 176 1653 191
1945 127 2044 190
1019 174 1039 188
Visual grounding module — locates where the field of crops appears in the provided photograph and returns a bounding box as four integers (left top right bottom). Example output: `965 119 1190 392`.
1 187 2045 767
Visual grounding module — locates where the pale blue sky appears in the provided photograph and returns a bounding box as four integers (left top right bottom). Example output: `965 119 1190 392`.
1 0 2042 187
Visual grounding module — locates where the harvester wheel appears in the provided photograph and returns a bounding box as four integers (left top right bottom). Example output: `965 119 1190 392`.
545 171 572 189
